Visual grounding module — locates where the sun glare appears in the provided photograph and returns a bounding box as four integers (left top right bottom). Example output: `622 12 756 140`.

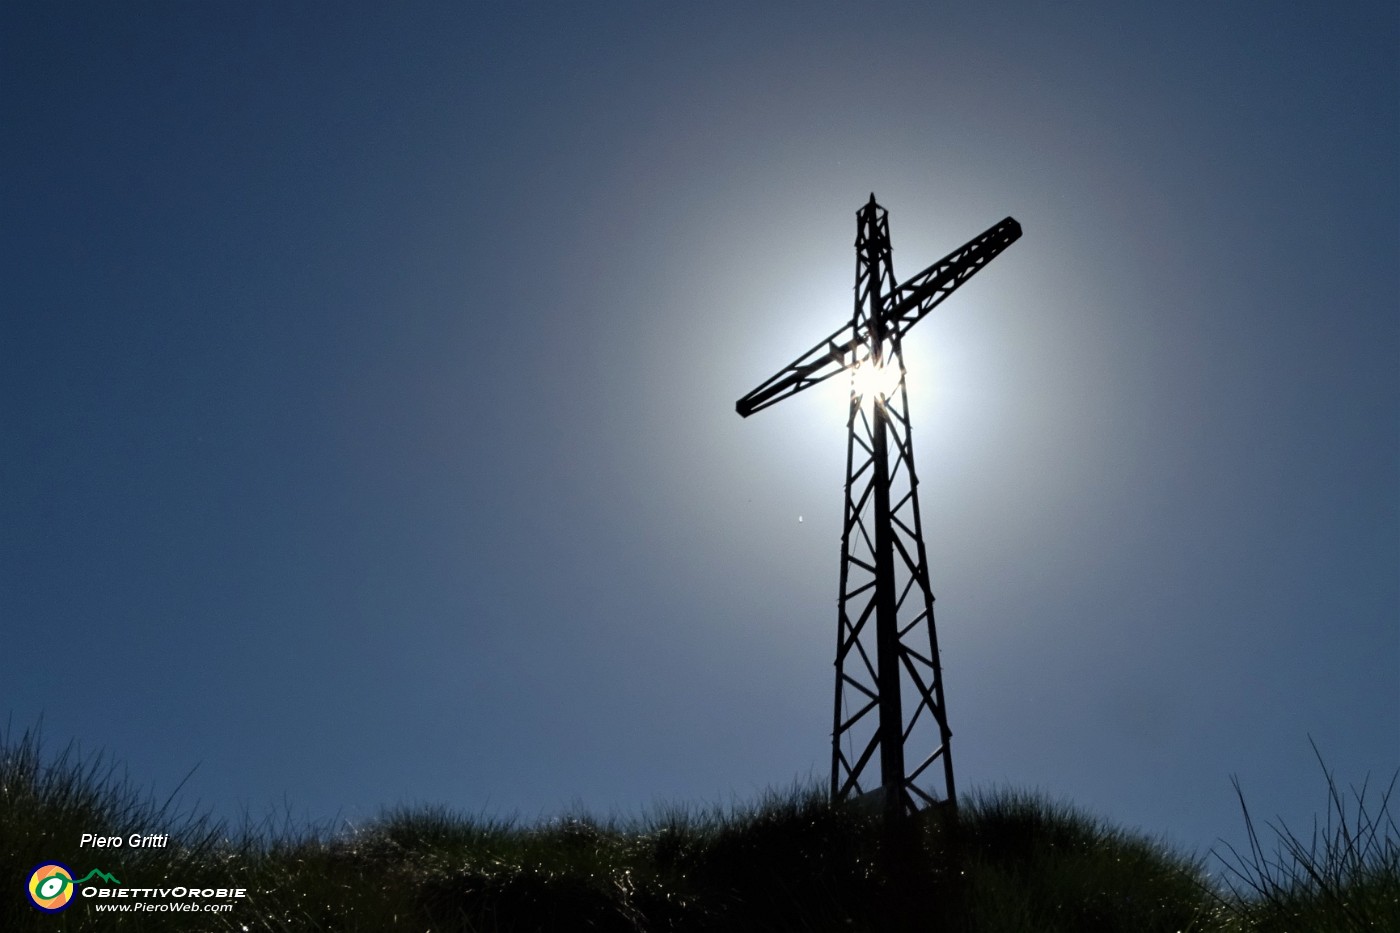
850 358 905 407
815 352 919 425
812 344 918 425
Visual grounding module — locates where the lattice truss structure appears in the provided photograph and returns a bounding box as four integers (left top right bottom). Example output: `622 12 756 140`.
737 196 1021 817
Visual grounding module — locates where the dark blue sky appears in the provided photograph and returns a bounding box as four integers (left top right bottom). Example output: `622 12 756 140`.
4 1 1396 863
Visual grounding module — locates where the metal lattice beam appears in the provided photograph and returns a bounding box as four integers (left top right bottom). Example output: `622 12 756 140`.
734 209 1020 419
737 194 1021 818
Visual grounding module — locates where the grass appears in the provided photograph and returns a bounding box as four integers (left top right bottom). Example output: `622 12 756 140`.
3 724 1395 932
1209 740 1400 933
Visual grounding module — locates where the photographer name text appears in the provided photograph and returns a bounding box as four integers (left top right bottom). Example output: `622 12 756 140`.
80 832 170 848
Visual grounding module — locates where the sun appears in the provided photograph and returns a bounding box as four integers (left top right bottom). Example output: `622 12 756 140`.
849 357 906 408
814 353 912 422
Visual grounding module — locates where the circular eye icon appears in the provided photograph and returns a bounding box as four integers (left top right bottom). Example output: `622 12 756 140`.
27 863 76 912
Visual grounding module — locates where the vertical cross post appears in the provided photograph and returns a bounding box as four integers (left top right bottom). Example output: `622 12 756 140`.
833 196 955 818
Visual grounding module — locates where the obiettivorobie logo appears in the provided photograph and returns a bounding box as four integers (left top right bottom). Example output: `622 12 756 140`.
26 862 121 913
26 859 248 916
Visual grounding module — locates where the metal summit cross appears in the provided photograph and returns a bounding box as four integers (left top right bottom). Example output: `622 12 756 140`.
736 195 1021 819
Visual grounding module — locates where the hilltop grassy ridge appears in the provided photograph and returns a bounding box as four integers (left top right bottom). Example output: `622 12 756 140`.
3 727 1396 932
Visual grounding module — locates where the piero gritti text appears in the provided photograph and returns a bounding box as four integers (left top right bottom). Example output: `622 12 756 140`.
80 832 170 848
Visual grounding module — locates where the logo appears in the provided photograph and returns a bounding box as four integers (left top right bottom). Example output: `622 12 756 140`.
26 862 121 913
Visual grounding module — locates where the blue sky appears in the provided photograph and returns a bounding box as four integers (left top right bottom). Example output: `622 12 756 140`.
3 1 1396 864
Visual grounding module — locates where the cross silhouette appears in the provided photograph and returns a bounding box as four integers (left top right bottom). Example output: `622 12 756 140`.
737 195 1021 818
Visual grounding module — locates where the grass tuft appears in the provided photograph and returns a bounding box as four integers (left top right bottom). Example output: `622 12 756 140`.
1210 738 1400 933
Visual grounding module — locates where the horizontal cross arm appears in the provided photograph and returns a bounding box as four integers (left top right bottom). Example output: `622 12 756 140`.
735 321 867 418
883 216 1022 339
735 215 1021 419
